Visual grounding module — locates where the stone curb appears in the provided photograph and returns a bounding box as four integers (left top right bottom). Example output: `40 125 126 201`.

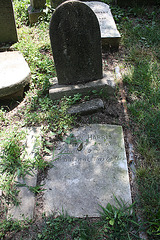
49 71 115 100
67 98 104 115
7 127 41 220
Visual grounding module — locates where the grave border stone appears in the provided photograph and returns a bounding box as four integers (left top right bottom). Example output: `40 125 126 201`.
49 71 115 100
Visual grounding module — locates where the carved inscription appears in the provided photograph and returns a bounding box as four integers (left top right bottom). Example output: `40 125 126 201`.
43 125 132 218
59 157 111 163
88 133 111 140
83 2 121 38
56 130 120 164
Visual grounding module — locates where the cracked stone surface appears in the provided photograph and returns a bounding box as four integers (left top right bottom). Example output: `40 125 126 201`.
43 124 132 217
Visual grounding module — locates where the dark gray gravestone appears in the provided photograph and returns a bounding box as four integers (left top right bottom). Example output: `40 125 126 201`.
30 0 46 9
28 0 46 24
0 0 18 43
49 0 103 85
50 0 64 8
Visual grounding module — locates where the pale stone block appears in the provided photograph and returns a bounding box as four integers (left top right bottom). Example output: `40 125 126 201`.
43 124 132 217
0 51 30 99
83 1 121 48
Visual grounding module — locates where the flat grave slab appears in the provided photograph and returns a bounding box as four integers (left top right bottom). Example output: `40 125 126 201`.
83 1 121 48
43 124 132 217
0 51 30 99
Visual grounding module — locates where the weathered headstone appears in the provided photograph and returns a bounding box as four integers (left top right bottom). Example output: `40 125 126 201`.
50 0 64 8
30 0 46 8
43 124 132 217
83 1 121 49
28 0 46 24
49 0 103 85
0 0 18 43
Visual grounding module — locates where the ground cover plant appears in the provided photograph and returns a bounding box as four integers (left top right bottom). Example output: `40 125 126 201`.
120 7 160 238
0 0 160 239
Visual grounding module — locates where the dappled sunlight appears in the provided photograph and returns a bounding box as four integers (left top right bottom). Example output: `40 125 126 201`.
42 124 132 218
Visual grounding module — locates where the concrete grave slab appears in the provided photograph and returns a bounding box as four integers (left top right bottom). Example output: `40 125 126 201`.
49 71 115 100
0 51 31 99
8 127 41 220
43 124 132 217
83 1 121 48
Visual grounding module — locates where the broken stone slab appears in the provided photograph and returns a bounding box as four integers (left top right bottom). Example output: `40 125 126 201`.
0 51 31 99
43 124 132 218
49 71 115 101
83 1 121 49
8 127 41 220
67 98 104 115
8 171 37 220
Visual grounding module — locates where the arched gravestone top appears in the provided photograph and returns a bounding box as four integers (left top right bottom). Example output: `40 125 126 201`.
49 0 103 85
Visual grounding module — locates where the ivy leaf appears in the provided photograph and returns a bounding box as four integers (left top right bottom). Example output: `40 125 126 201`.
109 219 115 226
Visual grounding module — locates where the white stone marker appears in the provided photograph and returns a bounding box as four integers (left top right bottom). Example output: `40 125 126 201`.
0 51 30 99
83 1 121 48
43 124 132 217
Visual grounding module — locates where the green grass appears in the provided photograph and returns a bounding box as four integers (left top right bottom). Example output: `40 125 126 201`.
0 1 160 239
21 199 140 240
120 7 160 239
